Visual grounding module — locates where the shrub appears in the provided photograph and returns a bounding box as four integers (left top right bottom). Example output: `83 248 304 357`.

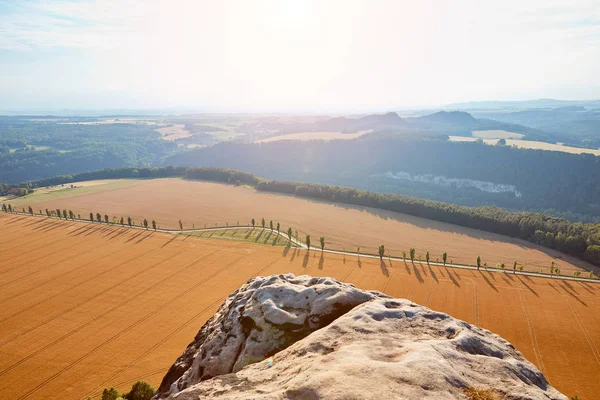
102 387 121 400
127 381 155 400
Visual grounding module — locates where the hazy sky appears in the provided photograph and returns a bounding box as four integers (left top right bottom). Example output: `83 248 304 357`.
1 0 599 112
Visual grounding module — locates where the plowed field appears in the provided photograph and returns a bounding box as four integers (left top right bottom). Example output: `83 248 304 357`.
0 215 599 399
7 178 596 275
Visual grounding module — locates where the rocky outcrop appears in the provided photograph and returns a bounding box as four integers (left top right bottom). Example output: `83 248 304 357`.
154 274 567 400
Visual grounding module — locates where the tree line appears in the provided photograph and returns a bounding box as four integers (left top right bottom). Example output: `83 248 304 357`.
6 165 600 266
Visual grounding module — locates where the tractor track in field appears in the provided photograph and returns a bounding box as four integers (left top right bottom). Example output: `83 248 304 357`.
15 251 250 399
0 238 133 303
0 223 109 278
84 255 285 399
0 242 205 344
517 287 545 375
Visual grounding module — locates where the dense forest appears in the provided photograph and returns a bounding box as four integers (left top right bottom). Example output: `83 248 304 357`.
13 165 600 267
475 106 600 148
3 113 600 222
0 117 176 183
166 135 600 221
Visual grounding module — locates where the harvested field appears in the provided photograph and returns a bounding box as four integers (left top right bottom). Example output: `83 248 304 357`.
0 214 598 399
9 178 596 276
155 124 192 141
472 129 524 139
450 136 600 156
255 130 371 143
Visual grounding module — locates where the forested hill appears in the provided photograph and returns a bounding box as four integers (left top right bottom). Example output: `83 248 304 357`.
0 118 176 183
164 135 600 221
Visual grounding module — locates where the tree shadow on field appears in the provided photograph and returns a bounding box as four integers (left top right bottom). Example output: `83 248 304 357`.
69 224 95 236
263 231 272 244
379 259 390 277
577 282 594 294
516 276 538 297
303 250 310 268
245 228 254 239
559 281 587 307
282 245 290 257
357 256 362 268
136 232 154 243
319 252 324 270
403 260 411 275
255 230 264 242
499 273 513 286
5 216 28 224
547 282 561 293
444 267 460 287
290 247 297 262
427 265 438 283
24 218 46 227
412 262 424 283
107 228 128 241
161 234 179 248
478 271 498 292
126 230 145 243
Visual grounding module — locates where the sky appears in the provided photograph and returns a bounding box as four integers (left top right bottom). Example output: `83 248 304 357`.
0 0 599 112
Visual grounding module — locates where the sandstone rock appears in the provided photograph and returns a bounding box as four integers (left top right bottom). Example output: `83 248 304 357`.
154 274 566 400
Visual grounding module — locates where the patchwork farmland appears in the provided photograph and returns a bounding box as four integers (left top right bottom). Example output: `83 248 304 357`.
0 214 599 399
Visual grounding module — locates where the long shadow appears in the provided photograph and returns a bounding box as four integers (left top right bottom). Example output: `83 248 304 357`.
107 229 129 241
577 282 594 294
499 273 513 286
559 281 587 307
454 270 461 281
517 276 538 297
357 257 362 268
547 282 561 293
290 247 298 262
262 231 272 244
303 250 310 268
486 270 496 281
126 230 145 243
282 245 290 257
245 228 254 239
444 267 460 287
379 259 390 277
69 224 96 236
319 252 324 270
136 231 154 244
562 280 578 294
403 261 411 275
427 264 438 283
254 230 264 242
412 262 424 283
4 216 28 224
478 271 498 292
161 234 179 248
23 218 47 227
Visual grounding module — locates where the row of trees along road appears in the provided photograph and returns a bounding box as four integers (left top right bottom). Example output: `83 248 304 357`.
3 205 596 278
8 165 600 267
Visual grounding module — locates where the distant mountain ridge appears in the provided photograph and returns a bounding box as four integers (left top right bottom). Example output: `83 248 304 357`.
445 98 600 110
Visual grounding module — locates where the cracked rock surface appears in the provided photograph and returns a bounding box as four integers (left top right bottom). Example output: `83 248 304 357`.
153 274 566 400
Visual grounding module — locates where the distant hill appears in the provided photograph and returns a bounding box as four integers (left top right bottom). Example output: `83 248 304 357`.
446 99 600 110
254 112 407 135
417 111 476 126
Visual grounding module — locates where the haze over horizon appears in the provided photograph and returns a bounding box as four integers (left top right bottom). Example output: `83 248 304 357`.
1 0 599 112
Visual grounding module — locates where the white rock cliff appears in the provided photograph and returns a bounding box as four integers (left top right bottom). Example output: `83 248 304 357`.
153 274 566 400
